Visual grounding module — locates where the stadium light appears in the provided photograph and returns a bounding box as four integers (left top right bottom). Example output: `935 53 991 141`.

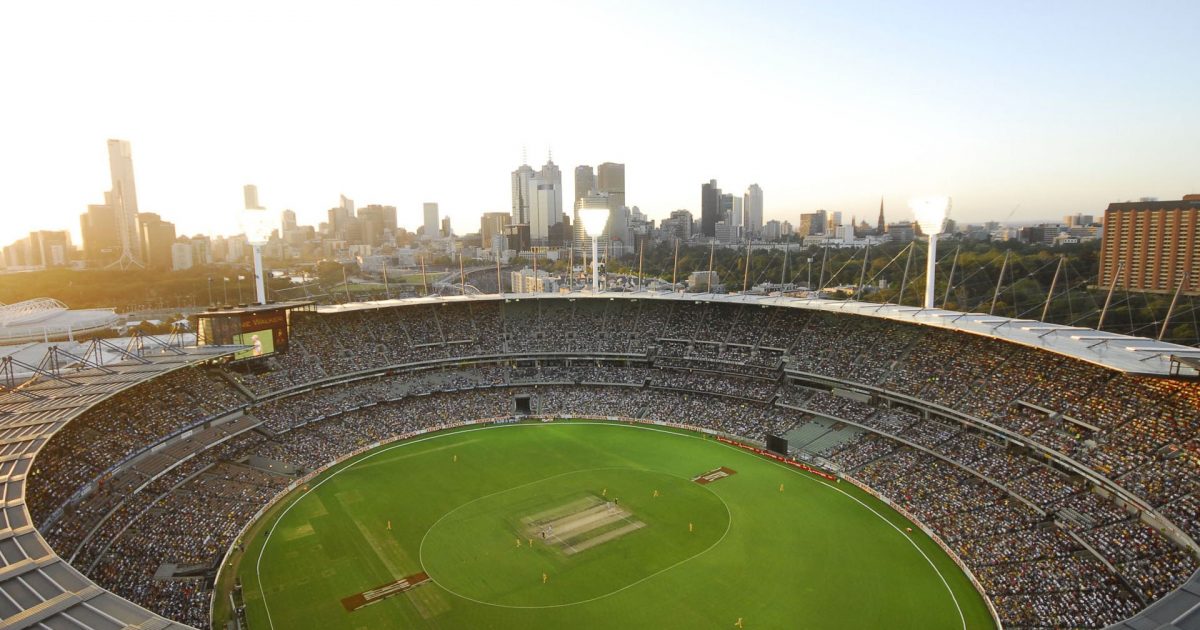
910 196 950 309
579 205 609 293
240 207 274 304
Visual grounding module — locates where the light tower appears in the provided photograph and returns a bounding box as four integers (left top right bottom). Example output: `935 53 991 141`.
910 197 950 309
241 206 274 304
578 201 610 293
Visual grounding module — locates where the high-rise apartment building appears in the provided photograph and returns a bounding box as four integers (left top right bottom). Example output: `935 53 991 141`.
701 180 722 237
744 184 763 237
1100 196 1200 294
423 203 440 239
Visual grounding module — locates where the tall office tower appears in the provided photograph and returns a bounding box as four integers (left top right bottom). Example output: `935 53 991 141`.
340 194 354 214
281 209 298 232
106 139 143 267
744 184 763 237
528 158 562 243
596 162 625 211
244 184 261 210
596 162 626 249
380 205 398 234
138 213 177 270
423 202 440 238
720 193 739 228
327 206 353 239
573 165 596 254
1099 195 1200 294
480 212 511 249
574 165 595 207
357 205 384 246
799 210 828 236
80 199 120 266
441 216 452 237
701 180 722 237
511 163 536 225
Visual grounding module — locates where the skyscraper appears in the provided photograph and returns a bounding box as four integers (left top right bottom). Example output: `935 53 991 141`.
423 202 440 238
528 158 562 244
244 184 261 210
744 184 763 237
80 201 119 267
574 165 595 208
281 209 298 232
358 205 384 246
138 212 176 270
106 139 143 266
480 212 511 249
573 165 596 254
701 179 722 237
511 163 536 226
596 162 625 211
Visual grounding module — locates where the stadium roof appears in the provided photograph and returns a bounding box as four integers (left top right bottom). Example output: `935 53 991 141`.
194 299 315 317
0 343 237 629
0 298 119 346
318 291 1200 377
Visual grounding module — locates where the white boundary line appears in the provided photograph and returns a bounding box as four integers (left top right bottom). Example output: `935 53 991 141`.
706 436 969 630
416 465 732 609
251 421 971 630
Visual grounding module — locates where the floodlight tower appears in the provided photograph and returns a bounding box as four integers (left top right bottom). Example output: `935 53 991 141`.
578 202 610 293
241 207 274 304
910 197 950 309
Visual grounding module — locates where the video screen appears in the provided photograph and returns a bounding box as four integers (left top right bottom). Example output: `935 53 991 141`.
233 328 275 360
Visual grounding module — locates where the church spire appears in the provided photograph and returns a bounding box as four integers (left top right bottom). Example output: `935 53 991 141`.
876 196 886 234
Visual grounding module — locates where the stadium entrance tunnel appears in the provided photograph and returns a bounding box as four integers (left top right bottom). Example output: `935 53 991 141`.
419 467 730 608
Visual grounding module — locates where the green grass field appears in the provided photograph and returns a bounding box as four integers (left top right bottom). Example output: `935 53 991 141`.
218 422 996 629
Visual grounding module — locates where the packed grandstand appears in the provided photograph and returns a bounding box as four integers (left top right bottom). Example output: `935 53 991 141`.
3 293 1200 629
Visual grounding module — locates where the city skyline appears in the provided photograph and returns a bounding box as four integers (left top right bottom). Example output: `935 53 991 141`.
2 1 1198 246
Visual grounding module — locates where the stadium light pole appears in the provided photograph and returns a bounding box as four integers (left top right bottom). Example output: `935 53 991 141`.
241 207 274 304
579 204 610 293
910 197 950 310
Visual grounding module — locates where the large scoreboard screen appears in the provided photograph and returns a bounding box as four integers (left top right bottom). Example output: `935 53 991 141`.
196 302 311 361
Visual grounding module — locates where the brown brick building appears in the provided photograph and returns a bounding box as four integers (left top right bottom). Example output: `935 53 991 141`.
1099 195 1200 294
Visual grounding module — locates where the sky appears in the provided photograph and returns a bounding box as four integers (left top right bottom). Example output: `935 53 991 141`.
1 0 1198 246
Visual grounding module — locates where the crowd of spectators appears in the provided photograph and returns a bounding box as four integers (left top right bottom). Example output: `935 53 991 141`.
25 298 1200 628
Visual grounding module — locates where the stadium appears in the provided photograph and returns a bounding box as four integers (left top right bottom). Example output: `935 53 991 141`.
2 292 1200 629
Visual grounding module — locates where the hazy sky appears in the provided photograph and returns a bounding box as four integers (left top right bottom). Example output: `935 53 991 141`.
2 1 1198 246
